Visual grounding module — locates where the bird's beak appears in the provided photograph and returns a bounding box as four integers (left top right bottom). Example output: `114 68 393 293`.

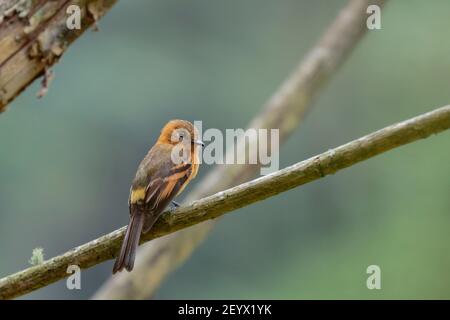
193 140 205 147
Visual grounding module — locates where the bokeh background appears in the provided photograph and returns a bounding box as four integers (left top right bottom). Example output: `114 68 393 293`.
1 0 450 299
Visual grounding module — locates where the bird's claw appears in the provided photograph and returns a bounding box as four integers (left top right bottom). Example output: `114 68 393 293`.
171 201 180 208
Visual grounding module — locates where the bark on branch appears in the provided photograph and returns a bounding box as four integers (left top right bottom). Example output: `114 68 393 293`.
1 104 449 300
0 0 117 112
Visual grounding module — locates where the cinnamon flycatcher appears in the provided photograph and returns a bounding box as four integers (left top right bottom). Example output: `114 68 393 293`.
113 120 203 273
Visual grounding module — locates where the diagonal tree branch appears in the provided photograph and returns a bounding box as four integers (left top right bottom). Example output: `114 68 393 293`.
93 0 388 299
1 104 449 300
0 0 117 112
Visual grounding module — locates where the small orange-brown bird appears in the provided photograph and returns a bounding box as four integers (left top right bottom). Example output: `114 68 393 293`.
113 120 203 273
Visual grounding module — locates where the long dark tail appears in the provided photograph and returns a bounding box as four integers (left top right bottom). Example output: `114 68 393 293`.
113 213 145 273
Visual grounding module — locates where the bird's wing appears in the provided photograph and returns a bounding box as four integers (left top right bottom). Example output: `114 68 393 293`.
128 144 193 232
144 161 192 210
138 161 191 233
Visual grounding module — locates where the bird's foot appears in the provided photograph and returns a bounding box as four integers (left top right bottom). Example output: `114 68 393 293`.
171 200 181 208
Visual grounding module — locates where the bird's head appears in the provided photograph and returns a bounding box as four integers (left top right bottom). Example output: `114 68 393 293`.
157 119 204 148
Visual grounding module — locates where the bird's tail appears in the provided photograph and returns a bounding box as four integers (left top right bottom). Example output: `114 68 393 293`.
113 213 145 273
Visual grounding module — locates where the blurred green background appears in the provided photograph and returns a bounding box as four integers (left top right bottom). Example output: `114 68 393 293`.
1 0 449 299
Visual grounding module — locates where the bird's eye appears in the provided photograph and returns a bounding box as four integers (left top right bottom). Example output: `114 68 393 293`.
179 133 184 140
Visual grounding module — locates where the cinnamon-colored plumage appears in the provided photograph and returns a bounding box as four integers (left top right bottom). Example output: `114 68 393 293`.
113 120 203 273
